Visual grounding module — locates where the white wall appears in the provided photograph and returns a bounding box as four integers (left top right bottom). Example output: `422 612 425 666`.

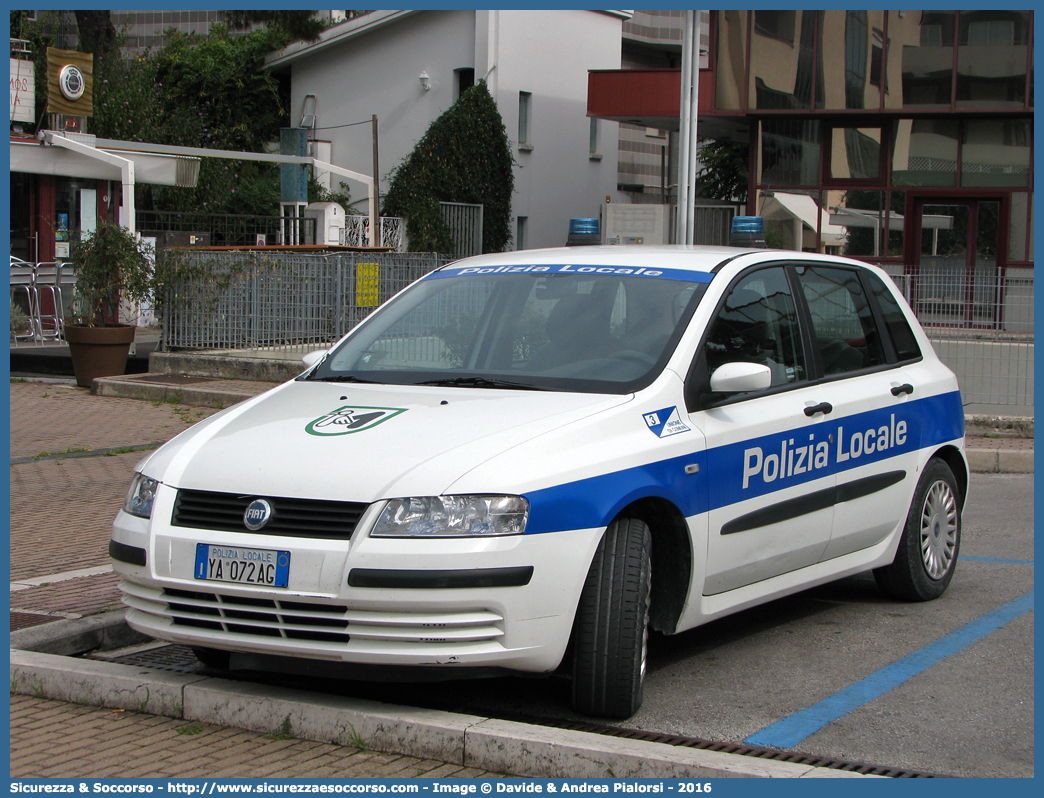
290 11 475 212
287 10 624 251
493 10 624 249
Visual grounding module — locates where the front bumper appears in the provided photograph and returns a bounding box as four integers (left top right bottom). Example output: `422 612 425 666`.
111 495 603 674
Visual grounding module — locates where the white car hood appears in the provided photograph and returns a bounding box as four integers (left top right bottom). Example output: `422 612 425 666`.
142 380 631 502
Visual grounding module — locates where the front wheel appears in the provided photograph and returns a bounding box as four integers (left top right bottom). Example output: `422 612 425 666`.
874 459 961 601
571 517 652 719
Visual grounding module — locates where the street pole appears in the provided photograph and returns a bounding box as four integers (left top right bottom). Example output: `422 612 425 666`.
675 11 702 245
372 115 380 247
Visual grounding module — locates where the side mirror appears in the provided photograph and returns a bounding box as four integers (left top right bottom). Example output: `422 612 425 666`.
301 349 329 369
710 362 772 393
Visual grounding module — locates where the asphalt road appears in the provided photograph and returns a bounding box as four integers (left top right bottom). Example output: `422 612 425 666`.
173 473 1033 778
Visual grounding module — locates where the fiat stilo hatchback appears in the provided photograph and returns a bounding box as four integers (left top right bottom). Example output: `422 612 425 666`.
110 246 967 718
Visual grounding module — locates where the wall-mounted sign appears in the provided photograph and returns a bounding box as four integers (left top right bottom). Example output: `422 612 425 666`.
46 47 93 116
58 64 85 101
9 57 35 123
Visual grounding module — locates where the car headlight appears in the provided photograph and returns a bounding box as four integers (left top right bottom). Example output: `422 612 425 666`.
124 473 159 518
372 495 529 537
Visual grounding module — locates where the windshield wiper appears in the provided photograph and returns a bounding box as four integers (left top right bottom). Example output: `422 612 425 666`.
306 374 382 384
415 376 545 391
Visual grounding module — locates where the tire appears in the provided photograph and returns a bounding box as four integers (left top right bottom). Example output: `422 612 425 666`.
191 646 231 670
874 459 961 601
571 517 652 719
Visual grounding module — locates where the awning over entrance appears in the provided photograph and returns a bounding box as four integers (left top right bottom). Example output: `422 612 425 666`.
10 138 200 187
589 68 690 130
763 191 846 245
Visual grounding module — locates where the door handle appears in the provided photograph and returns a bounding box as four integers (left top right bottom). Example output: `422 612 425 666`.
891 383 914 396
804 402 833 417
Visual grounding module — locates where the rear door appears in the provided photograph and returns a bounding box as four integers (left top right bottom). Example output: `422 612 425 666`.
790 263 923 561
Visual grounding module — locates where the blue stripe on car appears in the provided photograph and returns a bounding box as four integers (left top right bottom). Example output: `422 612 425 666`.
523 391 964 535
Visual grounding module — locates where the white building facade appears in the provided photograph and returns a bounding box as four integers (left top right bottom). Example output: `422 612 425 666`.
267 9 629 250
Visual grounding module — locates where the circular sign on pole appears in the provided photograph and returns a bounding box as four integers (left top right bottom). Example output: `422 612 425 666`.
58 64 85 101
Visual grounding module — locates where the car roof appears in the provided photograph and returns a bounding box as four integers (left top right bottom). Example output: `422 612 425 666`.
440 245 873 277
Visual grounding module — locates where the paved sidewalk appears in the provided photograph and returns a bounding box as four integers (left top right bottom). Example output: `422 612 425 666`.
10 695 510 779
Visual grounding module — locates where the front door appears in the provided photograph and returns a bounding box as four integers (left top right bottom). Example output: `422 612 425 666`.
909 198 1003 330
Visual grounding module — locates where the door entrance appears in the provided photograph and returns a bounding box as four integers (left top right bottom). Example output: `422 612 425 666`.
908 198 1002 330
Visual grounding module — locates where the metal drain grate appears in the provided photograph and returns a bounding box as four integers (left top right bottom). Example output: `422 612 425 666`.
522 718 945 777
102 644 946 778
10 612 61 631
101 643 205 672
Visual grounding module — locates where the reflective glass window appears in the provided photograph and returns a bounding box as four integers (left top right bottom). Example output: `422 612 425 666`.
901 11 956 109
956 11 1030 108
961 119 1031 187
830 127 882 180
715 10 748 110
751 11 823 110
817 10 887 110
761 120 821 186
891 119 958 187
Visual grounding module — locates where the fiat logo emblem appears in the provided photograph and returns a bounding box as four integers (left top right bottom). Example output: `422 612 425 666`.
243 498 273 531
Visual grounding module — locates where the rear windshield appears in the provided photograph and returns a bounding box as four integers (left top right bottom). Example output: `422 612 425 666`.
307 268 710 394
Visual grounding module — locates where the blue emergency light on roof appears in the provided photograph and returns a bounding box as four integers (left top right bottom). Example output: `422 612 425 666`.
566 218 601 247
730 216 767 248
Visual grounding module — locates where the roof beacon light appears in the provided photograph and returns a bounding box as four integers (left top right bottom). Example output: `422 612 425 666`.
730 216 767 248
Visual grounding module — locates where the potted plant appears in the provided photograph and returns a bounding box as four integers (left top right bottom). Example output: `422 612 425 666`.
65 221 155 388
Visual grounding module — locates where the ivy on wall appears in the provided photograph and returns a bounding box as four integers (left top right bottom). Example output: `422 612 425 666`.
382 82 514 254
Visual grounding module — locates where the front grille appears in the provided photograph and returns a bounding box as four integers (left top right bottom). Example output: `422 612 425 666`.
119 581 506 648
172 489 367 539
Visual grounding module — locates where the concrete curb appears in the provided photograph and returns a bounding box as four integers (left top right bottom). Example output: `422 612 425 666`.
91 374 274 409
10 614 875 779
965 448 1034 474
151 352 305 383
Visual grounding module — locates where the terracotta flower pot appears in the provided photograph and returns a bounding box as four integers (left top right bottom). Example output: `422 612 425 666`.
64 324 137 388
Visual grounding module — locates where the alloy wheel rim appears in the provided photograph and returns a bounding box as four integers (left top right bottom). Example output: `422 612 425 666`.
920 480 958 579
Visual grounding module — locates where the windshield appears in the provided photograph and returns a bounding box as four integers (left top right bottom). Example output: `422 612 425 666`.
307 266 710 394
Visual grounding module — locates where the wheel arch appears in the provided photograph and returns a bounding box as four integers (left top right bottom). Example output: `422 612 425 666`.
614 496 692 635
931 445 969 508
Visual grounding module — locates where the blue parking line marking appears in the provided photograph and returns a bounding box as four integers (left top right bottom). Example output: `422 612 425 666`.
962 556 1034 565
744 590 1034 749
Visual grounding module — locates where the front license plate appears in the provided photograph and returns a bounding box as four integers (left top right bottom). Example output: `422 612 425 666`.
194 544 290 588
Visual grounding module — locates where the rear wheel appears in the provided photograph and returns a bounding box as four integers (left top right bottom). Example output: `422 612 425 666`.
571 517 652 719
874 459 961 601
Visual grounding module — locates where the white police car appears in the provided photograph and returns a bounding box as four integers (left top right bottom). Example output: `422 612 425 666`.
111 246 966 719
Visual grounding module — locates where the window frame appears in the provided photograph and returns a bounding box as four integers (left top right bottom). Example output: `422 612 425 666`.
686 261 919 411
518 91 533 151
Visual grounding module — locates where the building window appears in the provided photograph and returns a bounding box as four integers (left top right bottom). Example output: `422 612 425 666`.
516 216 528 250
454 68 474 101
518 91 533 149
754 10 796 44
589 118 600 158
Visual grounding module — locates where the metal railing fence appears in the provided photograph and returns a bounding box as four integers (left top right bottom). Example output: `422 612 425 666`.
889 269 1033 411
138 211 318 248
161 251 452 354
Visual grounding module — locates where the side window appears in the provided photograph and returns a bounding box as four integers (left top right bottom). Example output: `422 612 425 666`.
795 266 886 375
865 272 923 362
704 267 806 389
